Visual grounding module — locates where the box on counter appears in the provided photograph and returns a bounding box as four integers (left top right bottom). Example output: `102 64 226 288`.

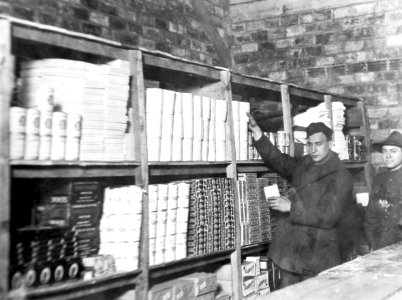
242 261 256 277
148 283 173 300
255 272 269 291
170 279 195 300
245 256 261 275
243 276 256 297
181 272 217 296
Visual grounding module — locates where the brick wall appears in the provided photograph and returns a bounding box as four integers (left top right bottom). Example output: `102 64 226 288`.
0 0 231 66
230 0 402 157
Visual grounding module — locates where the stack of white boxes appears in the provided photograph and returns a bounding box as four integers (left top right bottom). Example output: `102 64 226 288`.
172 92 184 161
208 97 216 161
149 182 190 265
99 185 142 272
239 102 250 160
103 60 131 161
202 96 211 161
160 90 176 161
193 96 203 161
215 99 228 161
182 92 194 161
146 88 163 161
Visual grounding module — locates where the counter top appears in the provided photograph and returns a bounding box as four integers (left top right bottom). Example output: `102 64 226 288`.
259 242 402 300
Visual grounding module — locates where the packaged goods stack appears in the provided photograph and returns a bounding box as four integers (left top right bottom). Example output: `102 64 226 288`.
17 58 130 162
201 96 211 161
331 102 348 160
257 177 272 242
208 97 217 161
149 182 190 265
216 258 270 299
145 88 234 162
34 181 101 258
193 96 203 161
9 226 82 289
123 107 135 160
265 173 290 235
231 100 250 160
9 107 28 160
145 88 163 161
187 178 235 257
215 99 228 161
232 100 240 160
176 183 191 260
9 108 82 162
155 184 169 265
160 90 176 161
292 101 349 160
239 102 251 160
172 92 184 161
75 63 107 161
99 185 142 272
148 272 217 300
237 173 260 246
103 60 131 161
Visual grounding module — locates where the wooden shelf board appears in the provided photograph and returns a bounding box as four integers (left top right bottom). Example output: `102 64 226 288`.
241 241 270 256
342 160 367 169
142 53 221 80
11 22 128 60
149 161 231 176
149 249 234 279
8 270 141 300
236 161 271 173
231 73 281 92
11 161 140 178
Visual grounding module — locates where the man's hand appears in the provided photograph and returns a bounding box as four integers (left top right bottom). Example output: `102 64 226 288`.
246 112 263 141
267 196 291 212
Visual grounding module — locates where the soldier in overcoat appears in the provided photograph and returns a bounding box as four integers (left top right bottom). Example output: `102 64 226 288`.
365 131 402 251
247 113 353 288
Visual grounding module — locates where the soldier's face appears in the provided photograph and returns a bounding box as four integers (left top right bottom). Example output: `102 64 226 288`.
307 132 332 162
382 145 402 171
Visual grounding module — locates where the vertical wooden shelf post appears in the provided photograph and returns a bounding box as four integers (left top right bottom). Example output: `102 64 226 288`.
221 70 242 300
280 84 294 156
129 49 149 300
0 19 13 297
358 100 373 192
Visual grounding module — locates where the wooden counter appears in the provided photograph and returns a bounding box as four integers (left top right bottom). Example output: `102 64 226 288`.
259 242 402 300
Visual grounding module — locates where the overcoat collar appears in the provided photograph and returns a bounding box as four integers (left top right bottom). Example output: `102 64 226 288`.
296 151 344 193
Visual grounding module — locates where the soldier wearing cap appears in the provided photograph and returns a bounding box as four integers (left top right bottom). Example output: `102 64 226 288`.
365 131 402 251
247 113 353 288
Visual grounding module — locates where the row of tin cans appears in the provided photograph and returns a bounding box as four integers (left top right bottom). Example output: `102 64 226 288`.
9 107 82 161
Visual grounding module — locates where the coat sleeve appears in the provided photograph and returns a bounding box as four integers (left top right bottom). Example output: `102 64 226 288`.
253 134 297 181
290 170 353 229
365 181 381 249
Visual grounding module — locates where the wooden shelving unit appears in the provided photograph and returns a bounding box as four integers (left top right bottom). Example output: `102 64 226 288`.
0 16 373 300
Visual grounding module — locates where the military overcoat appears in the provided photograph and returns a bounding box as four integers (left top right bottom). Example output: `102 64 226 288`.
254 135 353 276
365 167 402 250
